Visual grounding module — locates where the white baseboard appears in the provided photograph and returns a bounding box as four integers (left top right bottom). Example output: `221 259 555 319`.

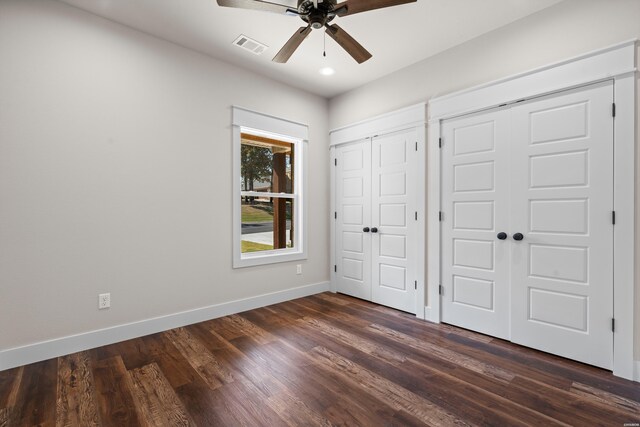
0 281 330 371
635 360 640 382
423 305 439 323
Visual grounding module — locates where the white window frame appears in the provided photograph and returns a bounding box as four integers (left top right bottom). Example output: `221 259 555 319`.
232 106 308 268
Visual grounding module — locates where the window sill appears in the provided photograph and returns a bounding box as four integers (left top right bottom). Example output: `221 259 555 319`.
233 249 307 268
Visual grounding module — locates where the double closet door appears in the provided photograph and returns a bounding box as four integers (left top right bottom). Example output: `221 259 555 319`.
441 81 614 369
335 129 418 314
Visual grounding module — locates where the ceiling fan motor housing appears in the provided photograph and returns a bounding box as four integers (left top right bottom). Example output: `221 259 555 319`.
298 0 336 29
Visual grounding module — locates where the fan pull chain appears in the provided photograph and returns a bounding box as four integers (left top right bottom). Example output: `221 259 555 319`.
323 31 326 57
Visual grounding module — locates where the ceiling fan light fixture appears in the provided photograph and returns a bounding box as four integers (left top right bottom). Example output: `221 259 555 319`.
319 66 335 76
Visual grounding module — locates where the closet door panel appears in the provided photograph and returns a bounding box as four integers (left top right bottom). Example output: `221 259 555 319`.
509 81 614 369
441 110 511 339
371 130 417 313
335 140 372 300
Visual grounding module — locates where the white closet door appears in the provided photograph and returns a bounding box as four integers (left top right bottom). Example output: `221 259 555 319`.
335 140 372 300
441 109 511 339
509 82 614 369
371 130 418 313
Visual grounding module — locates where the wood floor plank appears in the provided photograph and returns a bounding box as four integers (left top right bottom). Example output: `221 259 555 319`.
237 339 404 426
0 366 23 410
0 365 23 427
265 387 335 427
56 351 101 427
570 381 640 413
184 325 309 426
313 292 352 306
127 363 194 427
195 326 339 427
236 312 441 426
217 311 404 425
97 339 151 372
367 322 514 383
508 375 638 425
183 324 334 427
308 345 468 426
11 358 58 427
300 317 407 364
447 331 640 401
194 327 283 399
163 327 233 390
91 356 141 427
140 333 199 389
214 378 289 427
211 313 276 344
0 407 15 427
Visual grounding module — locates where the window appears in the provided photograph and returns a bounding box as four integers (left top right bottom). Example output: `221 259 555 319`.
232 107 308 268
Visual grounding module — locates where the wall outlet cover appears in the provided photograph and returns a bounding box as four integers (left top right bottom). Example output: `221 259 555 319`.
98 293 111 309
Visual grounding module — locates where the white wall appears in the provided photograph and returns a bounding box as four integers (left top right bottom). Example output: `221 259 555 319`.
0 0 329 353
330 0 640 127
330 0 640 358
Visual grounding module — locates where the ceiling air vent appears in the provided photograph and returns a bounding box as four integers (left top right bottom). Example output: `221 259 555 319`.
233 35 268 55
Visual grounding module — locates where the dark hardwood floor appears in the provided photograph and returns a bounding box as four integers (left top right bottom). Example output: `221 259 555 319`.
1 292 638 426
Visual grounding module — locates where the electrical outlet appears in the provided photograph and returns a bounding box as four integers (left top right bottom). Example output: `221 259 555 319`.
98 293 111 309
296 264 302 275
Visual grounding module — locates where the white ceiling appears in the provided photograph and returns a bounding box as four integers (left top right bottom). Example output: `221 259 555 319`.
58 0 563 98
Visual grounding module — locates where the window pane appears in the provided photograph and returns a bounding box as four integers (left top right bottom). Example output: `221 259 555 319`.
241 133 294 194
241 198 294 253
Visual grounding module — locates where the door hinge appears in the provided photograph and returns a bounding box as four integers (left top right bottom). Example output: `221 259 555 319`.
612 211 616 225
415 211 418 221
439 284 443 296
612 318 616 332
438 137 442 148
334 211 337 219
612 103 616 118
439 211 443 222
415 141 418 151
334 265 337 273
414 281 417 290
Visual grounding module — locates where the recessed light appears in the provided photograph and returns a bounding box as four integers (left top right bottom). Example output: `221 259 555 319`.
319 67 335 76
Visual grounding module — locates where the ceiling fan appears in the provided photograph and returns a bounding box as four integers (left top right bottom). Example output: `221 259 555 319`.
216 0 417 64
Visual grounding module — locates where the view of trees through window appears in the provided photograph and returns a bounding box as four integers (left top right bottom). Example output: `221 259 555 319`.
240 133 294 253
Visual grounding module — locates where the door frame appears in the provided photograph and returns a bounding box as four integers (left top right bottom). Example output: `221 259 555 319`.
330 104 427 318
427 40 637 380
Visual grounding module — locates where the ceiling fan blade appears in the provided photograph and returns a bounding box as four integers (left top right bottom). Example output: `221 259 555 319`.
273 26 312 63
325 24 372 64
334 0 416 17
217 0 297 15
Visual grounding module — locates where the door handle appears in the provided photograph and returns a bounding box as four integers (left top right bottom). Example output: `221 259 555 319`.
363 227 370 233
513 233 524 241
371 227 378 233
497 232 508 240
